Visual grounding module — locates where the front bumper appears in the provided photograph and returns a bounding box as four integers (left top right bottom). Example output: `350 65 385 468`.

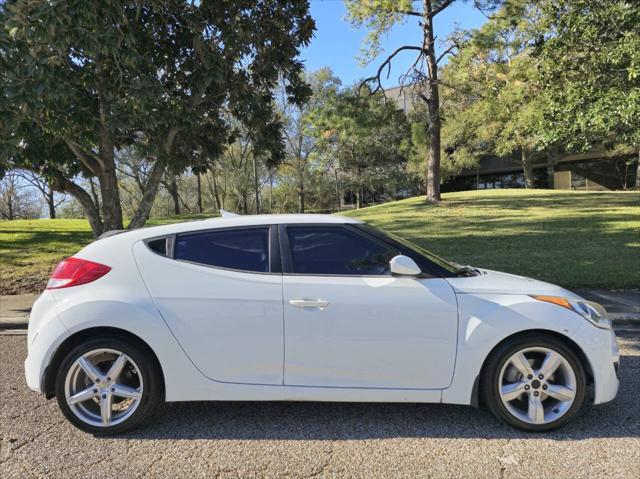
578 325 619 404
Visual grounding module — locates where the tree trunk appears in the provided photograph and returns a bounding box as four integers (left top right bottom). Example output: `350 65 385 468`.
241 191 248 214
97 140 124 231
47 182 56 219
196 172 203 213
423 0 442 203
546 157 555 189
635 150 640 190
269 174 274 212
211 171 223 211
89 177 101 211
522 150 533 188
51 173 104 237
6 197 14 220
334 168 341 212
127 160 166 229
298 177 305 213
168 176 180 215
253 156 261 214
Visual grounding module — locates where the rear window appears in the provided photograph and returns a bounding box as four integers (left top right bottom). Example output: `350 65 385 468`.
174 227 269 273
147 237 171 257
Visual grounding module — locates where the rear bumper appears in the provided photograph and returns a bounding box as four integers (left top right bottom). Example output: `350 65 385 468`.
24 291 67 395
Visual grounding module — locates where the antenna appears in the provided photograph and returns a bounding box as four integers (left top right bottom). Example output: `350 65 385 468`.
219 209 240 218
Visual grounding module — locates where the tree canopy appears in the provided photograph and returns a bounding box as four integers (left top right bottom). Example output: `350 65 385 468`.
0 0 314 235
538 0 640 152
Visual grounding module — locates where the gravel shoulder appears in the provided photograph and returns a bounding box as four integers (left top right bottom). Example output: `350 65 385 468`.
1 333 639 478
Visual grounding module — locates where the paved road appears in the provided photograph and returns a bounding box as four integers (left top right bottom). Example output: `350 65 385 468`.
1 334 639 479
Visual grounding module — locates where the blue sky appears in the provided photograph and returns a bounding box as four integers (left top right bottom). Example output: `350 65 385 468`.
300 0 488 87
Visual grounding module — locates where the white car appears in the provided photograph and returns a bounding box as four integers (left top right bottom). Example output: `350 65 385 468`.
25 214 619 434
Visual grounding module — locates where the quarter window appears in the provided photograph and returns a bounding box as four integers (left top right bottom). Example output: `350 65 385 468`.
175 228 269 273
286 226 395 275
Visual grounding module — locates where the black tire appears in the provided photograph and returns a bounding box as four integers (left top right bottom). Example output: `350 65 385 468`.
55 336 163 435
481 333 586 432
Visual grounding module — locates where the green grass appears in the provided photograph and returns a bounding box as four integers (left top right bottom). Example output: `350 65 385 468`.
0 189 638 294
0 213 212 295
342 189 640 289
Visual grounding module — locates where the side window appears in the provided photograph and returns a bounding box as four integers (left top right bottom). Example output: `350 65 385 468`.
286 226 396 275
175 228 269 273
146 237 172 257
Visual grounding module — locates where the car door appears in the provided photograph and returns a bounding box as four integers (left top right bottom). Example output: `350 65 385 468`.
133 225 283 385
281 224 458 389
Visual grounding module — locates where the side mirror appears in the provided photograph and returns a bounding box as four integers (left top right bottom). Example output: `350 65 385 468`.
389 255 421 276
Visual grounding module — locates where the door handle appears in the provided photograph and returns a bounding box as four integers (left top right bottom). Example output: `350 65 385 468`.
289 299 329 309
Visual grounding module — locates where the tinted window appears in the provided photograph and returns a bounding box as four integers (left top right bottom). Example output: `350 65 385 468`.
355 224 460 276
175 228 269 272
147 237 170 257
286 226 395 275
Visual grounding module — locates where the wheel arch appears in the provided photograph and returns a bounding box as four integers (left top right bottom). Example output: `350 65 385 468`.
43 326 165 399
470 328 593 408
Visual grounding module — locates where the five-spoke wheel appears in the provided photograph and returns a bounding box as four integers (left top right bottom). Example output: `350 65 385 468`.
56 337 162 434
65 348 144 427
498 347 577 425
482 334 586 431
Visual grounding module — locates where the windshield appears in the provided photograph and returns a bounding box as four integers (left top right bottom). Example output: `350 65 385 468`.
356 224 462 275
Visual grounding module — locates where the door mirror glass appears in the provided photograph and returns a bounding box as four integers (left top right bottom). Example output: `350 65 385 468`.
389 255 421 276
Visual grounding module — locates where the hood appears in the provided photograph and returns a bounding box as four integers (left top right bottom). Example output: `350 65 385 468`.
445 268 580 298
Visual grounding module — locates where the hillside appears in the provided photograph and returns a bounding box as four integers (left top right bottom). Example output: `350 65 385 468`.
1 189 638 294
342 189 639 289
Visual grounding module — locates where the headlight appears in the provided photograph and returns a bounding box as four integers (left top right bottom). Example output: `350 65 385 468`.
531 295 612 329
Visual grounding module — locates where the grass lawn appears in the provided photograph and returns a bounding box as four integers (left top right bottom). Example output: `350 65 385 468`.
343 189 640 290
1 189 638 294
0 213 211 295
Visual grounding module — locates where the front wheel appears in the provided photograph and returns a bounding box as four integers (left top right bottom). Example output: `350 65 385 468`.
55 337 162 435
481 334 586 431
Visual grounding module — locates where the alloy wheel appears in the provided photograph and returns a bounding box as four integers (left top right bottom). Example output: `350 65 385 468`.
498 347 577 425
64 348 144 428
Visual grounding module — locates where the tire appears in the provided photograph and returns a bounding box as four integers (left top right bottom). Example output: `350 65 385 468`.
481 333 586 432
55 336 163 435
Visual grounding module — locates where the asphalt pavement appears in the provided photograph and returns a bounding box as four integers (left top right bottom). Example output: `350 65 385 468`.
1 333 639 478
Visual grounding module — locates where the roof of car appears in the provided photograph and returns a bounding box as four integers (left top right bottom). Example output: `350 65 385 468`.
92 213 364 247
203 213 363 225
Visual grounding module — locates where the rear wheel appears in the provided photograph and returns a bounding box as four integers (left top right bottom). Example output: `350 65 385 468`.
55 337 162 435
481 334 586 431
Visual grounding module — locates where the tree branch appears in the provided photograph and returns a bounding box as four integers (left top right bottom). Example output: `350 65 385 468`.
63 138 101 176
432 0 456 17
359 45 426 96
395 9 423 17
436 44 458 64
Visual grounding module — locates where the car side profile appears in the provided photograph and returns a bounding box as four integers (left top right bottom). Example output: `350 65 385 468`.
25 214 620 434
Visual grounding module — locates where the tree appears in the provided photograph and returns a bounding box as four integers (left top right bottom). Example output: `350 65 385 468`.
311 86 410 209
538 0 640 187
0 171 41 219
345 0 501 203
1 1 314 236
442 0 548 188
15 170 65 218
277 68 342 213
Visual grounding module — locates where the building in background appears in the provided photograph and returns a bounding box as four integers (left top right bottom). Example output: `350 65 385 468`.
384 86 638 192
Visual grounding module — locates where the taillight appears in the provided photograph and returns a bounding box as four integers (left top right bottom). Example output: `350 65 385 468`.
47 257 111 289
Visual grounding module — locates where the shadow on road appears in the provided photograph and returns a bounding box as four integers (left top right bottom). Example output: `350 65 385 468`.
123 351 639 442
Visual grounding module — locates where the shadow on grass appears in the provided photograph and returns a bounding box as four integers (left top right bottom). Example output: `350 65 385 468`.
444 191 639 209
123 352 638 441
0 230 94 268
